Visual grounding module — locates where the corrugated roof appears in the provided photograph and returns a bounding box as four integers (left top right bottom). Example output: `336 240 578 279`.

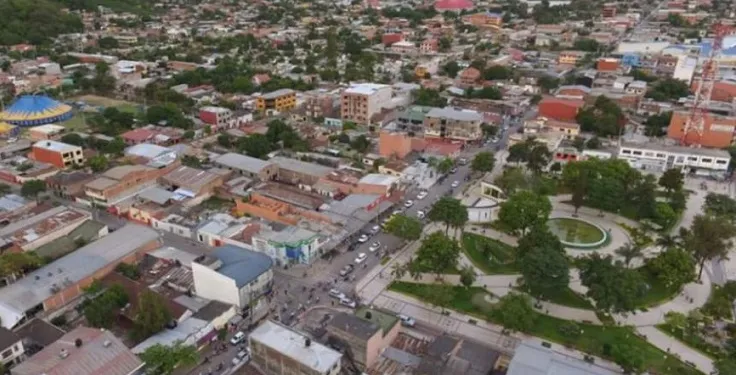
507 342 618 375
215 152 272 174
211 245 273 288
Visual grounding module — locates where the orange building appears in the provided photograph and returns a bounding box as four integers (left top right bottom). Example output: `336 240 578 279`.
692 79 736 103
30 140 84 169
596 58 620 72
667 111 736 148
458 67 481 86
379 131 413 159
84 162 180 205
235 193 331 226
462 12 503 29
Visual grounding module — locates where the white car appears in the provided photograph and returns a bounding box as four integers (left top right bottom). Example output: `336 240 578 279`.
417 210 425 219
355 253 367 263
369 241 381 252
416 191 428 200
232 349 251 366
230 331 246 345
357 234 369 243
451 181 460 188
339 297 357 308
369 225 380 235
404 200 414 208
398 314 416 327
329 289 346 299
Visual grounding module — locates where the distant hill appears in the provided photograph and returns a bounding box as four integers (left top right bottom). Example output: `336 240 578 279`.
0 0 83 46
59 0 154 15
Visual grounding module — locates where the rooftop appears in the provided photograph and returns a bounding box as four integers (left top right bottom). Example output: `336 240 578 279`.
261 88 296 100
251 320 342 373
359 173 399 186
270 156 334 178
258 225 320 247
355 307 399 335
507 341 618 375
344 83 390 96
0 205 89 247
215 152 273 174
161 166 222 194
327 312 381 341
124 143 173 160
0 224 158 329
620 141 731 159
12 326 144 375
426 107 483 122
103 165 152 180
33 140 79 153
209 245 273 288
0 326 21 350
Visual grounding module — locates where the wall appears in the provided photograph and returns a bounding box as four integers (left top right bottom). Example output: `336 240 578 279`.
152 218 193 239
379 131 412 159
192 262 241 307
0 339 24 367
22 215 90 251
30 147 64 168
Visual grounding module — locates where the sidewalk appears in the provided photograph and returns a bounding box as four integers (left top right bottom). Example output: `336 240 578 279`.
637 326 714 375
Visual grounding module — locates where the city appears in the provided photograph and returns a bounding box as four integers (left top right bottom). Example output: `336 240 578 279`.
0 0 733 375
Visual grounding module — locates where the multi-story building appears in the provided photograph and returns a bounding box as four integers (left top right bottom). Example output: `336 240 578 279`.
325 310 401 370
618 142 731 177
423 107 483 142
251 225 327 266
524 117 580 140
46 171 95 199
462 12 503 28
558 51 587 65
84 163 180 206
667 111 736 148
458 67 481 86
419 39 439 53
390 41 416 54
192 245 273 310
256 89 297 113
0 327 24 369
304 91 337 119
199 106 233 129
30 140 84 169
249 320 343 375
341 83 392 125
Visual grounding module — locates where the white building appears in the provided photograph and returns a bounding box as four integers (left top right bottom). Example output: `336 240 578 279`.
618 142 731 177
341 83 393 124
249 320 343 375
251 225 327 266
192 245 273 310
0 327 24 369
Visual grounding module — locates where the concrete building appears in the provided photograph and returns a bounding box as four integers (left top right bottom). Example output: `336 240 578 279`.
0 224 159 329
84 163 180 206
199 106 233 129
192 245 273 310
159 165 226 197
341 83 392 125
270 156 334 187
0 327 24 369
0 205 91 253
325 309 400 370
378 130 414 159
507 341 617 375
11 326 144 375
251 224 327 266
249 320 343 375
524 117 580 140
214 152 279 181
30 140 84 169
424 107 483 142
46 171 95 199
257 89 297 113
618 142 731 177
667 111 736 148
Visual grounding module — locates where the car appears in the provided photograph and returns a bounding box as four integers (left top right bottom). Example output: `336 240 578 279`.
357 234 369 243
232 350 251 366
417 210 425 219
398 314 416 327
339 265 354 277
329 289 346 299
355 253 367 263
369 225 380 235
392 208 404 216
404 200 414 208
458 157 468 165
369 241 381 252
339 297 357 308
416 191 428 200
230 331 246 345
451 181 460 188
450 167 458 174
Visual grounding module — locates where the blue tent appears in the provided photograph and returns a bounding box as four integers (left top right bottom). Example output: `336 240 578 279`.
1 95 73 127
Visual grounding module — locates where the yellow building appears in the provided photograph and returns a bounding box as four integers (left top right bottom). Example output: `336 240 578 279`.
256 89 297 112
558 51 587 65
415 65 429 78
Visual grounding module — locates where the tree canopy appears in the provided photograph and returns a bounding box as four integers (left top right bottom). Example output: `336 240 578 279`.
384 214 423 241
0 0 83 45
517 226 570 293
645 78 690 102
428 196 468 234
507 138 551 174
471 152 496 173
140 342 199 375
132 290 172 341
413 232 460 278
493 293 536 332
575 96 625 137
498 191 552 235
578 254 647 312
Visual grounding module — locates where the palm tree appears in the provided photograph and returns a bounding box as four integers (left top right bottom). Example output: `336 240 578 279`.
390 263 406 280
656 234 679 249
615 243 643 268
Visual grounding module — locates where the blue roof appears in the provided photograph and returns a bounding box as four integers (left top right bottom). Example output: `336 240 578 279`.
212 245 273 288
1 95 73 126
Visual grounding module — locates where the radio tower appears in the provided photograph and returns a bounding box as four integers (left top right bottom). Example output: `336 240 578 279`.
681 23 732 146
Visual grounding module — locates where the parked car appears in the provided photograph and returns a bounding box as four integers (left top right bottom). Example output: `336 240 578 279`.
357 234 369 243
230 331 246 345
369 241 381 252
416 191 428 200
417 210 425 219
451 181 460 188
450 167 458 174
398 314 416 327
339 265 354 277
329 289 346 299
232 349 251 365
369 225 380 235
458 158 468 165
355 253 367 263
404 200 414 208
339 297 357 308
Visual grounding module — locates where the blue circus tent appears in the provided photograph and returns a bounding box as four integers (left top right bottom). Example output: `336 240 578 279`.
0 95 73 127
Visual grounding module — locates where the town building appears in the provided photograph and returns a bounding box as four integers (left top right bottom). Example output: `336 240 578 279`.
341 83 392 125
507 341 617 375
46 171 95 199
667 111 736 148
0 205 91 253
0 224 159 329
199 106 233 129
30 140 84 169
249 320 343 375
270 156 334 187
257 89 297 113
418 334 509 375
538 97 585 122
424 107 483 142
192 245 273 310
28 124 65 141
462 12 503 28
378 130 414 159
11 326 144 375
390 41 416 54
618 142 731 177
159 165 226 198
213 152 279 181
325 309 400 370
458 67 481 86
84 163 180 206
524 117 580 140
558 51 587 65
0 327 24 369
251 224 327 266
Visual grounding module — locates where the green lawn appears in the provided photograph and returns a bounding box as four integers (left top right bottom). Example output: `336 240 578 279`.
462 233 519 274
634 266 681 308
657 324 723 360
525 286 594 310
390 281 700 375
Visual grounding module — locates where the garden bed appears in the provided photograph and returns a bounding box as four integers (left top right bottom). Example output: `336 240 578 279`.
461 233 519 274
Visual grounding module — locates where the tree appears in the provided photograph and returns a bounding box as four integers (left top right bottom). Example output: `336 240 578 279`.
87 155 108 173
217 133 232 147
497 191 552 235
537 76 560 93
350 135 371 153
237 134 272 158
20 180 46 201
384 214 423 241
140 342 199 375
0 252 44 280
558 321 582 342
436 158 454 175
471 152 495 173
517 226 569 292
646 78 690 101
615 243 643 268
459 266 476 288
413 88 447 107
715 358 736 375
98 36 119 49
704 193 736 222
493 167 527 195
658 168 684 194
578 254 647 312
643 112 672 137
428 197 468 234
610 343 645 374
0 183 11 195
648 247 695 289
133 290 172 341
61 133 86 147
83 284 129 329
493 293 536 332
413 232 460 278
442 61 461 78
576 96 625 137
682 215 736 278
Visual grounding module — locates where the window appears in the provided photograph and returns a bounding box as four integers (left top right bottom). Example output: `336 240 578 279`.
656 153 665 158
644 152 654 157
688 156 697 161
622 149 631 154
717 160 727 164
632 151 642 156
702 158 712 163
676 156 684 163
1 348 12 359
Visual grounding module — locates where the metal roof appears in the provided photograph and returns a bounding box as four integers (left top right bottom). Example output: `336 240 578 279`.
215 152 273 174
251 320 342 373
270 156 334 177
211 245 273 288
507 342 618 375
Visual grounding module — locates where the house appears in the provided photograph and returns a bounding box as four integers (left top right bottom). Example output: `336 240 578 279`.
159 166 226 197
0 327 24 369
250 320 343 375
270 156 334 187
458 67 481 86
84 163 180 206
0 224 159 329
390 41 416 54
418 334 509 375
256 89 297 113
379 131 413 159
46 171 95 199
213 152 279 181
192 245 273 310
419 39 439 53
0 205 91 253
251 224 327 266
199 106 233 129
28 124 65 141
30 140 84 169
423 107 483 142
538 97 585 122
558 51 587 65
325 309 400 370
11 326 144 375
